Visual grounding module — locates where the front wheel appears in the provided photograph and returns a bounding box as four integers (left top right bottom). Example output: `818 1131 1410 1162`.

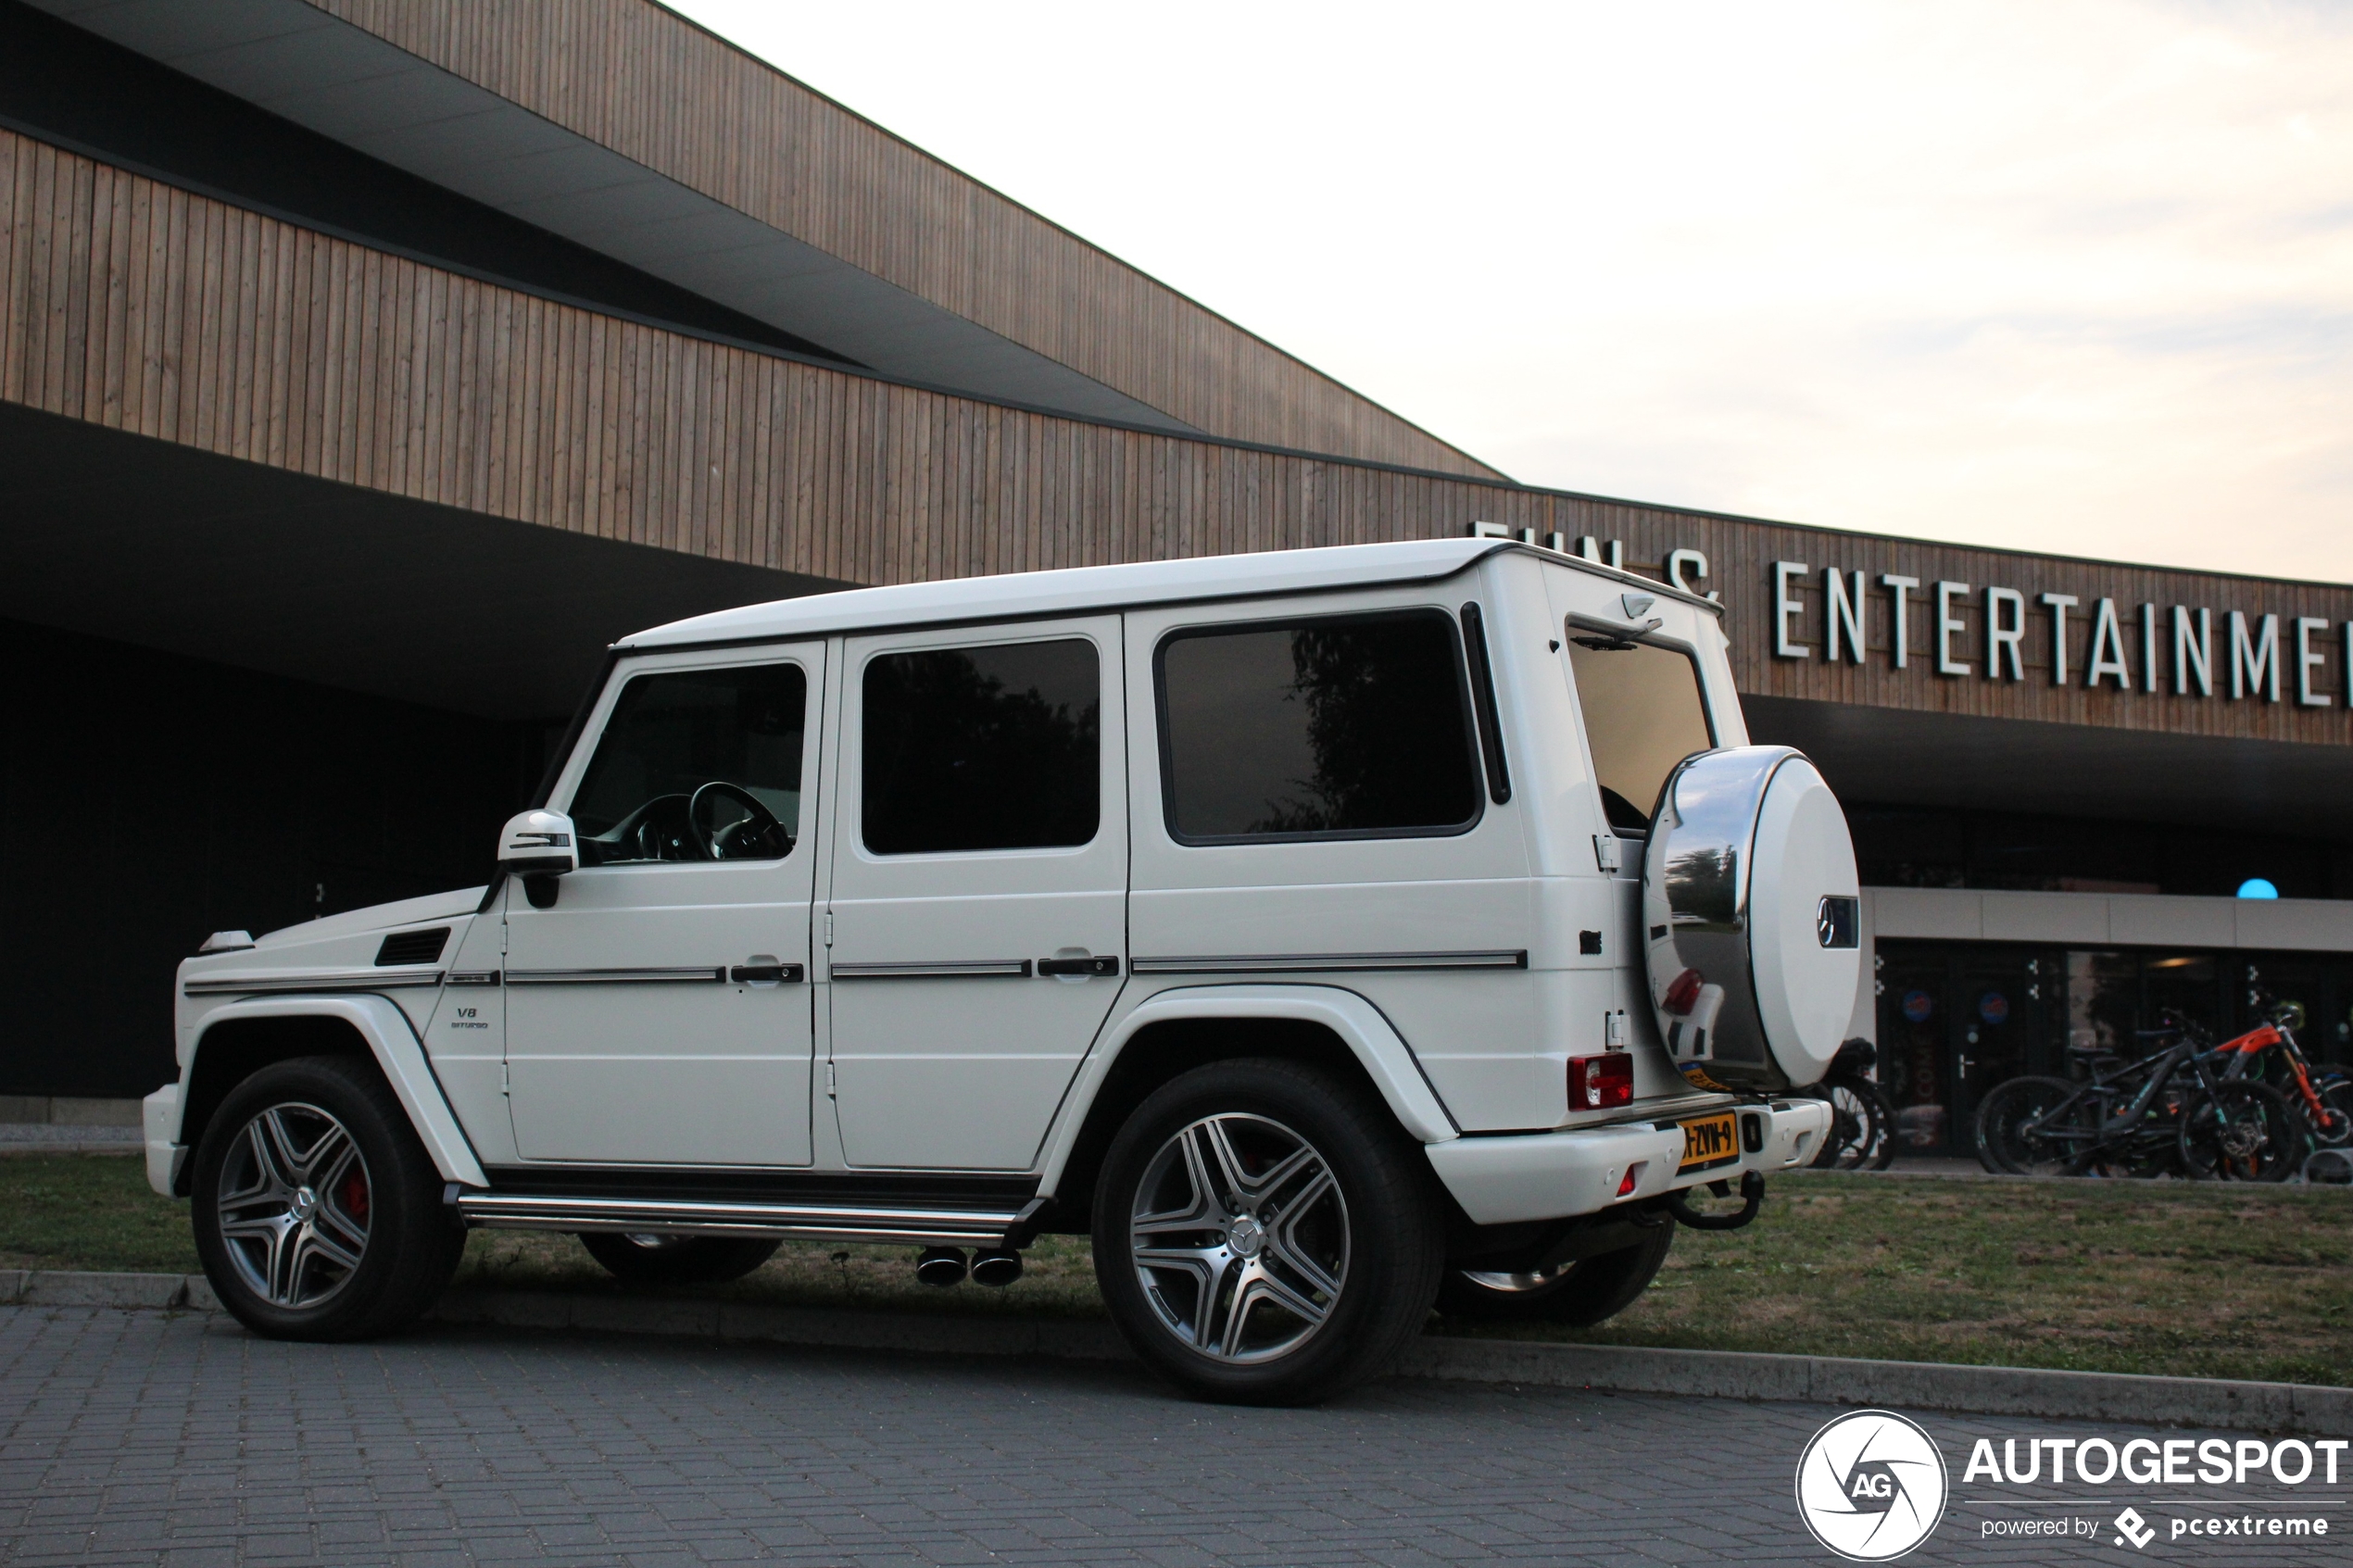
1091 1058 1445 1406
192 1055 465 1341
1436 1221 1673 1324
1974 1075 2088 1176
2181 1081 2300 1182
579 1233 780 1284
1810 1077 1894 1172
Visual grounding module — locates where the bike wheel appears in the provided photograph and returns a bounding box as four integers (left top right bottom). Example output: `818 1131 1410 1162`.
1806 1076 1894 1171
1974 1076 2087 1175
2180 1081 2300 1182
2311 1077 2353 1148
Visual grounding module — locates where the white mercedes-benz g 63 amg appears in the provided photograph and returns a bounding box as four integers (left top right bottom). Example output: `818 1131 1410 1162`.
148 536 1848 1403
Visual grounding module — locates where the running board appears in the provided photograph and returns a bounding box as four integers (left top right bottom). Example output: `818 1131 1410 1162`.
455 1192 1026 1248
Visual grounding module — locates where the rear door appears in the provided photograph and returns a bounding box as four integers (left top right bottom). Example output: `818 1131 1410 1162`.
824 619 1127 1171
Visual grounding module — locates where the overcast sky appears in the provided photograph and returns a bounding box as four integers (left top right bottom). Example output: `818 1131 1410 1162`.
672 1 2352 584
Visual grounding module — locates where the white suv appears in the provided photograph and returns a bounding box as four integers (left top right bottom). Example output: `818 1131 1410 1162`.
149 538 1847 1403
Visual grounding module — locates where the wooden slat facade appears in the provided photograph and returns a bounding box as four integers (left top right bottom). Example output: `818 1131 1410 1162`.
308 0 1501 481
5 126 2350 748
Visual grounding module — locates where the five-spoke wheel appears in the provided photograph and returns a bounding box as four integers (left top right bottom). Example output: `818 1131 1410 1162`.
215 1102 373 1310
1092 1058 1443 1405
1128 1112 1350 1363
193 1055 464 1341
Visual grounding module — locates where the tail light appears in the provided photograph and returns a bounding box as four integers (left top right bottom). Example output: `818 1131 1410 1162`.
1568 1052 1634 1110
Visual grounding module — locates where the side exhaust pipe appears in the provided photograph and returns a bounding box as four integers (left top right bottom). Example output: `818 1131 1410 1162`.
968 1248 1023 1287
915 1246 968 1286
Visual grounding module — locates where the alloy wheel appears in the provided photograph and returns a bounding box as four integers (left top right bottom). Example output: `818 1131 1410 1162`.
1128 1112 1349 1363
214 1102 372 1309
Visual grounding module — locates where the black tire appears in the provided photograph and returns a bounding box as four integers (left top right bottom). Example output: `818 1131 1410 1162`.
1974 1075 2088 1175
1090 1058 1446 1406
579 1233 780 1284
191 1054 464 1341
1809 1076 1894 1172
1435 1221 1673 1324
2180 1081 2301 1182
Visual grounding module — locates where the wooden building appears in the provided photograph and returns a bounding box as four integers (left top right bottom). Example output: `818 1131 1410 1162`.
2 0 2348 1155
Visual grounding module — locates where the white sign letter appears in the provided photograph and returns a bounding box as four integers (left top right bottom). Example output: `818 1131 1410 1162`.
1881 574 1919 670
1936 581 1972 676
2039 593 2079 685
1774 560 1810 659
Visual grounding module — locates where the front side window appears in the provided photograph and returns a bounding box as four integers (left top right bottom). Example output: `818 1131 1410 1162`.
570 662 806 864
1566 634 1714 831
862 638 1100 855
1158 610 1482 842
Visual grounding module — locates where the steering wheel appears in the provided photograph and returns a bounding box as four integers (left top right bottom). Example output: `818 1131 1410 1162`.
687 781 786 861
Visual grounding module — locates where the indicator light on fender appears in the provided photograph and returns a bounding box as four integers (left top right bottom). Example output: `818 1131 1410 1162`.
1568 1052 1634 1110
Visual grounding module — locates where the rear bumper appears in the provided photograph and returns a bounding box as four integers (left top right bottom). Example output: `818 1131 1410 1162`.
1424 1098 1831 1225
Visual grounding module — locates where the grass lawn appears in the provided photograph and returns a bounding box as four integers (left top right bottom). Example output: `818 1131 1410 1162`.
6 1155 2347 1386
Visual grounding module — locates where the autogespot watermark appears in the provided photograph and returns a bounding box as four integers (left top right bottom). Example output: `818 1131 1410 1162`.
1794 1412 2346 1558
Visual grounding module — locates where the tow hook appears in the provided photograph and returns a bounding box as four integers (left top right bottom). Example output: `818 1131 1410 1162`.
1667 1170 1765 1232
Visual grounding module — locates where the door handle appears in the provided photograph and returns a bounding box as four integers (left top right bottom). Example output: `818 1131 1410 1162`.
729 961 805 985
1957 1053 1975 1080
1038 955 1121 978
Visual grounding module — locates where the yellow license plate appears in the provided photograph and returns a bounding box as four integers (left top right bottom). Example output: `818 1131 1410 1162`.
1679 1111 1741 1172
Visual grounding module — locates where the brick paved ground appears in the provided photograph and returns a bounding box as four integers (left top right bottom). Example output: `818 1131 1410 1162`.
0 1306 2343 1567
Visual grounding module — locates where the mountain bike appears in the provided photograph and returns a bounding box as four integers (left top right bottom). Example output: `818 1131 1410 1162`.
1975 1012 2300 1181
2218 990 2352 1149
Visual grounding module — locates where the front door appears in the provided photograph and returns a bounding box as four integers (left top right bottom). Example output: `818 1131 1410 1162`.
824 620 1127 1171
505 645 824 1166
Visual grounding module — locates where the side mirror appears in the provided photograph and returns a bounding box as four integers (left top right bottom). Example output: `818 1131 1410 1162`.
498 809 578 877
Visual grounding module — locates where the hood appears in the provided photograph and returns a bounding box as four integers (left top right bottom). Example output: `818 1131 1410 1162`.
253 887 489 949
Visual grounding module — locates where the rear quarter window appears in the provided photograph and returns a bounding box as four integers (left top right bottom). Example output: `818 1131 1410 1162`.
1156 609 1483 843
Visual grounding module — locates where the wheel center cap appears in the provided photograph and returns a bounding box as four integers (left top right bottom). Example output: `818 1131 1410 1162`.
290 1186 318 1220
1226 1215 1265 1258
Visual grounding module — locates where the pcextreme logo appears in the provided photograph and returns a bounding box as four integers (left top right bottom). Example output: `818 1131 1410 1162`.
1795 1410 1951 1562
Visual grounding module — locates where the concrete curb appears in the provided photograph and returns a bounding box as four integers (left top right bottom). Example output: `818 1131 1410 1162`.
6 1271 2344 1433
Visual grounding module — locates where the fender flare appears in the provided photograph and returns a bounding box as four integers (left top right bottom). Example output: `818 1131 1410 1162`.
182 994 488 1188
1038 983 1460 1195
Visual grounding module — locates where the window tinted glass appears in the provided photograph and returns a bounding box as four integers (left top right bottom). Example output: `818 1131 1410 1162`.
862 639 1100 854
570 663 806 863
1566 635 1713 831
1160 611 1481 840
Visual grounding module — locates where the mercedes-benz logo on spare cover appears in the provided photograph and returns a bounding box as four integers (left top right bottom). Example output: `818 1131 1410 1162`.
1794 1410 1948 1562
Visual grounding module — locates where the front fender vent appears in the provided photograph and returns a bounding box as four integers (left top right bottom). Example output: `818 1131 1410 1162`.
375 927 451 967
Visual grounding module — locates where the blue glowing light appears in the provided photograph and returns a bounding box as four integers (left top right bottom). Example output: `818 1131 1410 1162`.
2236 878 2280 900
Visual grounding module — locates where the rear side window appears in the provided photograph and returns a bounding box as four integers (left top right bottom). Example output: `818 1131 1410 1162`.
862 638 1100 854
1566 635 1714 831
1158 610 1482 842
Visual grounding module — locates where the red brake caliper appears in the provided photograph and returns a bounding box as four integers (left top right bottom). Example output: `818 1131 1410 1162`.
339 1166 371 1225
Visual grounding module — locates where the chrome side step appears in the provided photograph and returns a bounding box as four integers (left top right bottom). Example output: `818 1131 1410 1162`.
454 1191 1025 1248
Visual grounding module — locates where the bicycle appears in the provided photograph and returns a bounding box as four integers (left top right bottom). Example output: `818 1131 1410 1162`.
2217 990 2351 1149
1975 1011 2300 1181
1806 1038 1897 1171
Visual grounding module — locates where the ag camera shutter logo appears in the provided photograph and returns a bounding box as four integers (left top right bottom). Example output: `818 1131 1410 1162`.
1795 1410 1950 1561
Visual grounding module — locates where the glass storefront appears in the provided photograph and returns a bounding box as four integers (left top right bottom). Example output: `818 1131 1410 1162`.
1872 941 2353 1160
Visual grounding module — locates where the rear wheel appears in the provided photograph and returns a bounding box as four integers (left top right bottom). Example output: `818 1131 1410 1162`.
1435 1222 1673 1324
192 1055 464 1341
579 1233 780 1285
1091 1058 1445 1406
2181 1081 2300 1182
1974 1075 2087 1175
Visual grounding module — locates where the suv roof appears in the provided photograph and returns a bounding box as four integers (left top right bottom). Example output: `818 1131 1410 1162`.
620 537 1718 651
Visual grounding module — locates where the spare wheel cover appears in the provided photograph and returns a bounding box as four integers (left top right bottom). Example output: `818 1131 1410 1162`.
1642 746 1860 1091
